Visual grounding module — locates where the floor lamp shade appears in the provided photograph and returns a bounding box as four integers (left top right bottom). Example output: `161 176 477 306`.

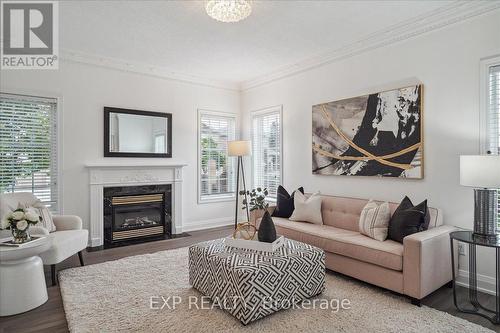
228 140 251 157
460 155 500 239
229 140 252 228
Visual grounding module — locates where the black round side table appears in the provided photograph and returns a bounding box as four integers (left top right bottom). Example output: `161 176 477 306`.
450 230 500 324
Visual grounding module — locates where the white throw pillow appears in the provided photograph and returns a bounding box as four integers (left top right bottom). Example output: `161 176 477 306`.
289 191 323 225
31 200 56 232
358 201 390 241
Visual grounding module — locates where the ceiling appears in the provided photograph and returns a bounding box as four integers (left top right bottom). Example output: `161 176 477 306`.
59 1 495 88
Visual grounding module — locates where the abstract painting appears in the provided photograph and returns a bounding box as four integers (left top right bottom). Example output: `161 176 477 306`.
312 85 423 178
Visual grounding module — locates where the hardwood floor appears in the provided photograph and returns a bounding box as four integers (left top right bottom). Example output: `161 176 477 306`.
1 226 498 333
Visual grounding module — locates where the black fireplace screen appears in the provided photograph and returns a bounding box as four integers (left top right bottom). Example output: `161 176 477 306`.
103 185 172 245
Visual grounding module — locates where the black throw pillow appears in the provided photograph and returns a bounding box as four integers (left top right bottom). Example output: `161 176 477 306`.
413 200 431 230
388 209 425 243
388 196 431 243
272 186 304 218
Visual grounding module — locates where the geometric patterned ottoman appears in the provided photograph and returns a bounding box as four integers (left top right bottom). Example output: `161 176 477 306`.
188 238 325 325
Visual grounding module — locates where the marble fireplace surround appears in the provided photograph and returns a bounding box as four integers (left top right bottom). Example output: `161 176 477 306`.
85 163 186 247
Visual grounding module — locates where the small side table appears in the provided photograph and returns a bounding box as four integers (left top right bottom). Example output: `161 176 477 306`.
450 230 500 324
0 236 51 316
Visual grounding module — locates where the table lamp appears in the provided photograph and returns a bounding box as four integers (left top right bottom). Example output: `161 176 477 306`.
228 140 251 228
460 155 500 240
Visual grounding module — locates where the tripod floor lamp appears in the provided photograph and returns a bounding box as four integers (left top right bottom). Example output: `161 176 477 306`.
228 140 251 229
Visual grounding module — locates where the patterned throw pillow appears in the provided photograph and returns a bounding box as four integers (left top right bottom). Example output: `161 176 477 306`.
31 200 56 232
358 201 391 242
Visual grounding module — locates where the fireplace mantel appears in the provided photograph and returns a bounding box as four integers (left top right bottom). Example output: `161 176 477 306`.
85 162 187 247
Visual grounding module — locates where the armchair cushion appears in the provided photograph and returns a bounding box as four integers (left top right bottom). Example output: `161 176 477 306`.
38 229 88 265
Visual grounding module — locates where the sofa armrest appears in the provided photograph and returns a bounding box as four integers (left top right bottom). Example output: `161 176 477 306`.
52 215 83 231
403 225 457 299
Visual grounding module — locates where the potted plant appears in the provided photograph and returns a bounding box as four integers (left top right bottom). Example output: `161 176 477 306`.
0 207 41 243
240 187 269 214
240 188 276 243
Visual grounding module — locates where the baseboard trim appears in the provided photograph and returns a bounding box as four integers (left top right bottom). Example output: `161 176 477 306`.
456 269 496 296
182 217 235 233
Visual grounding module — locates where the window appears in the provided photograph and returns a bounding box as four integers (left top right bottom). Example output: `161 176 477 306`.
0 93 59 212
198 110 236 202
482 58 500 227
486 64 500 155
252 106 282 200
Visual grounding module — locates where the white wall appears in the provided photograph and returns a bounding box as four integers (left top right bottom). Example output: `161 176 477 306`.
0 61 240 233
241 11 500 290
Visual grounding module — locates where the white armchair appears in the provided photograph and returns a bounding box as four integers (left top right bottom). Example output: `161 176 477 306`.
0 193 88 286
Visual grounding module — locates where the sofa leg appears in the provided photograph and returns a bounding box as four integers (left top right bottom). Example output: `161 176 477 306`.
410 297 421 307
78 251 85 267
51 264 57 286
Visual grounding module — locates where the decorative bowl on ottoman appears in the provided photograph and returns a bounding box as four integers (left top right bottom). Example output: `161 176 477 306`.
188 238 325 325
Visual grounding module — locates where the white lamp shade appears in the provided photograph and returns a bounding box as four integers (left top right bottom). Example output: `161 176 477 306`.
460 155 500 188
228 140 251 157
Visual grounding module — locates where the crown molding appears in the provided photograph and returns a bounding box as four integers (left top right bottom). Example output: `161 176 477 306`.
59 49 240 91
240 1 500 91
5 1 498 92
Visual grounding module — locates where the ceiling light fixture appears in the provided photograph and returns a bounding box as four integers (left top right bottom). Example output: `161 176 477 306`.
205 0 252 23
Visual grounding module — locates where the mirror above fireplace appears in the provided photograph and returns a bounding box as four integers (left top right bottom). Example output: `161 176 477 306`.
104 107 172 158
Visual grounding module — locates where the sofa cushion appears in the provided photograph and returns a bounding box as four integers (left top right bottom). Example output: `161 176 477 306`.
320 196 367 231
272 217 403 271
37 229 88 265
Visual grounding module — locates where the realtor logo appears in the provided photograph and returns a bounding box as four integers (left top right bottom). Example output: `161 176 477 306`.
1 1 58 69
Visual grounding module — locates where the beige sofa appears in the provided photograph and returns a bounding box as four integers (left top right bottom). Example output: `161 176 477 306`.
256 194 456 305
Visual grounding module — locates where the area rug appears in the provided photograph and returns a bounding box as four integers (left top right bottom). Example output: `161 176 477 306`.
59 247 493 333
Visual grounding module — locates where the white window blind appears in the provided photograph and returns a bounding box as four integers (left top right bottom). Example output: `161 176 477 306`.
252 108 282 199
487 65 500 227
486 64 500 228
199 111 236 202
0 93 59 212
488 65 500 155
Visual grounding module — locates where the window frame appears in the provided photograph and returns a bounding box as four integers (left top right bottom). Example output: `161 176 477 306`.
479 56 500 228
0 89 63 214
250 105 283 202
197 109 238 204
480 55 500 154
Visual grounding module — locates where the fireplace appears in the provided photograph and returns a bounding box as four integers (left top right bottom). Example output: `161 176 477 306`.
103 185 172 246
